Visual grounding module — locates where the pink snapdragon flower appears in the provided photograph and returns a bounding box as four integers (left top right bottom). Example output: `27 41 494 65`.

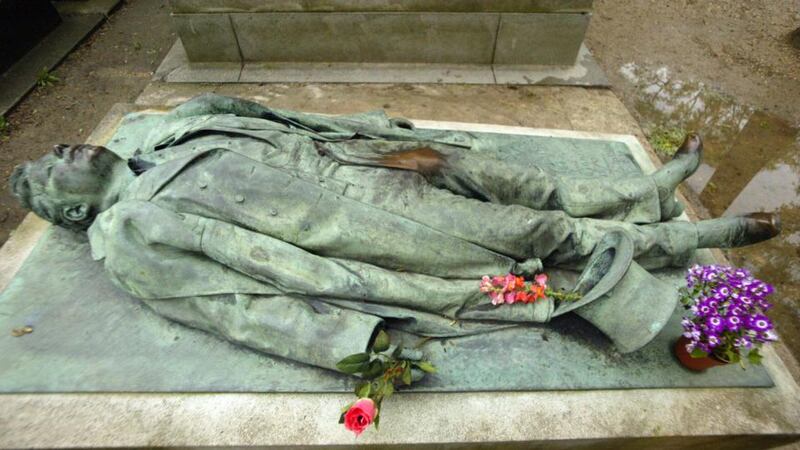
479 272 551 305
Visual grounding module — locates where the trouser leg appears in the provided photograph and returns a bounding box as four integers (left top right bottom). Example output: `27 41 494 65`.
548 217 698 270
410 146 698 267
319 139 666 223
432 150 663 223
338 166 697 270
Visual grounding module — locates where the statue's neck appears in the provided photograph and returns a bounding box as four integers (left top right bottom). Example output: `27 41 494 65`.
99 159 136 212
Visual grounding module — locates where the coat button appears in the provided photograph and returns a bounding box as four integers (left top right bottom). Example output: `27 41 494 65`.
235 194 245 203
198 181 208 189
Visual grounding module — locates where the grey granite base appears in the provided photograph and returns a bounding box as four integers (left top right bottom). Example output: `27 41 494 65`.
0 196 772 393
0 104 798 449
0 108 773 392
154 40 609 86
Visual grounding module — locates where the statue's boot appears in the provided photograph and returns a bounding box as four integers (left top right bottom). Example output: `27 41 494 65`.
553 229 678 353
696 212 782 248
652 133 703 220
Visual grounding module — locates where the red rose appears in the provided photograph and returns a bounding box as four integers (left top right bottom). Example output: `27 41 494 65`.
344 398 377 436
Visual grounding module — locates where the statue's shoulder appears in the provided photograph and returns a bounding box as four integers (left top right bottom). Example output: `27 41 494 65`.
88 200 148 261
89 199 201 262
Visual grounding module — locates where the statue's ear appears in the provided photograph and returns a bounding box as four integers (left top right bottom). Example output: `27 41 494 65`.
62 203 89 222
53 144 69 154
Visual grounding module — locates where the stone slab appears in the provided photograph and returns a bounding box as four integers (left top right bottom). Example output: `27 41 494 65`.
241 62 496 83
494 44 610 86
134 83 628 133
1 390 798 449
0 214 49 293
494 13 590 65
171 13 241 62
154 40 609 85
0 222 775 392
170 0 594 14
0 111 798 449
153 38 242 82
3 86 795 448
0 108 773 393
53 0 121 16
168 61 243 83
230 12 500 64
171 3 591 68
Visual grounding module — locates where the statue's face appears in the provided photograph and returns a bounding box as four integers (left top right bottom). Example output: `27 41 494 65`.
23 144 120 222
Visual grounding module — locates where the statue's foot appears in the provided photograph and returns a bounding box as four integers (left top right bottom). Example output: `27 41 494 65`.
696 212 782 248
653 134 703 220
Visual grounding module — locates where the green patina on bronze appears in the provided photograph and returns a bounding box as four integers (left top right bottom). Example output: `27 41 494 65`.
5 94 779 376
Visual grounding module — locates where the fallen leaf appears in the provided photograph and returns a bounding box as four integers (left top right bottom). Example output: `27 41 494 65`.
11 326 33 337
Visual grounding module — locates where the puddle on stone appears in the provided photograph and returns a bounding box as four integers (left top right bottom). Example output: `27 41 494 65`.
619 62 800 361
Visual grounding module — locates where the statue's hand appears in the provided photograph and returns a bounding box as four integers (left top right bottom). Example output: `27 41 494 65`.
368 330 429 382
386 345 426 382
390 345 422 361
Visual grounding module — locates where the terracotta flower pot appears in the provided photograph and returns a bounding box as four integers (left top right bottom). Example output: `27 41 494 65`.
674 336 729 371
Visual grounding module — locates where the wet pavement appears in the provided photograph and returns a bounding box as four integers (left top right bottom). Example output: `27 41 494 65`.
619 63 800 363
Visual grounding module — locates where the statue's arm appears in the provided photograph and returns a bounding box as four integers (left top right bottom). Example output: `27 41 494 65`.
141 294 383 373
90 200 500 320
168 93 279 119
169 93 404 131
89 202 385 372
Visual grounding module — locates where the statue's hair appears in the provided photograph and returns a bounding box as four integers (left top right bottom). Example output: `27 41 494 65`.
8 162 94 231
9 163 32 211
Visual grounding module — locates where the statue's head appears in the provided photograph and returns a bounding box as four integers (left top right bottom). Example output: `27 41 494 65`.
9 144 122 231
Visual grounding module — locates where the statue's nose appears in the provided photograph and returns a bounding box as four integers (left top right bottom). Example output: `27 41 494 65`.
85 146 102 161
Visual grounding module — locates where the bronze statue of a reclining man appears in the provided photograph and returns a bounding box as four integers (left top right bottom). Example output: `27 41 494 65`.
9 94 780 373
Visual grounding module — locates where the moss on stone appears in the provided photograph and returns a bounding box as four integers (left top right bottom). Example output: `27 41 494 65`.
647 126 687 158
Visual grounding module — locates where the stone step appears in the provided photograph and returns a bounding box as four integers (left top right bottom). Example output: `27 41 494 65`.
172 1 592 66
169 0 593 14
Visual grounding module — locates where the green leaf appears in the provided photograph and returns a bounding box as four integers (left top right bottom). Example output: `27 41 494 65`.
391 345 403 359
372 330 391 353
372 379 386 402
373 411 381 430
723 349 740 364
338 353 370 364
382 381 395 399
690 348 708 359
413 361 437 374
336 353 371 374
355 381 371 398
748 349 763 366
402 363 412 385
363 360 385 379
339 401 354 423
337 361 370 374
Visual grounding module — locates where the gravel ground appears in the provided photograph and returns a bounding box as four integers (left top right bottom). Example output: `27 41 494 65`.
587 0 800 126
0 0 174 246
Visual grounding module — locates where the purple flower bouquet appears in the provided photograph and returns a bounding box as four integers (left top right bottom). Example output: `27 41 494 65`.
680 264 777 366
